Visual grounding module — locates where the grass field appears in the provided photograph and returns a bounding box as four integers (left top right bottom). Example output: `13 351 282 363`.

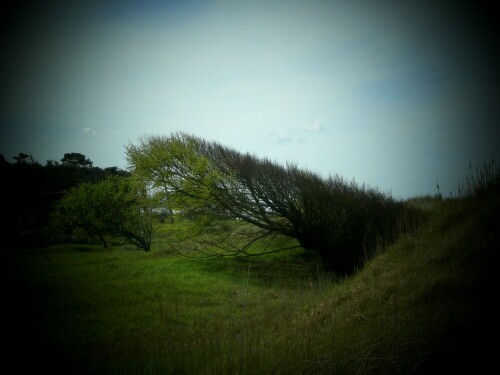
2 194 499 374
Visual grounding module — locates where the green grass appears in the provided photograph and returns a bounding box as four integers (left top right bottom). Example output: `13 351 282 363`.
2 194 499 374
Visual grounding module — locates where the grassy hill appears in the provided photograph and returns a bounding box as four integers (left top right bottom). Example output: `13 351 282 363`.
2 194 498 374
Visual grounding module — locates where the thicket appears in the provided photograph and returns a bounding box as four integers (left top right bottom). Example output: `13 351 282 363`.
0 152 128 248
53 176 154 250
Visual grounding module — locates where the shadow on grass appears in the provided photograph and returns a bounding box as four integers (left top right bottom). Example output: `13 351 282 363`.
187 248 339 289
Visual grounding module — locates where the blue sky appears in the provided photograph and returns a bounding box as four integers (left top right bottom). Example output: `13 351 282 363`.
1 0 499 198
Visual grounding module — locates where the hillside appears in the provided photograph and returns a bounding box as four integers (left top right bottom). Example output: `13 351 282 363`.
1 194 499 374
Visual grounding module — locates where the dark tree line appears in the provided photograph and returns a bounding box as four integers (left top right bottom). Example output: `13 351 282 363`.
127 133 422 274
0 152 129 248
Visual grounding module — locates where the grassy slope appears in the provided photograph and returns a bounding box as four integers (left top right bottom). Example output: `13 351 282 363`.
2 195 498 374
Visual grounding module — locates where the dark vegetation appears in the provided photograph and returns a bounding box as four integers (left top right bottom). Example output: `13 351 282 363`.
0 152 129 248
1 140 498 373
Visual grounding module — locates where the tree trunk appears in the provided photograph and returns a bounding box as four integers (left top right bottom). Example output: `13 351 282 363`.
97 232 108 248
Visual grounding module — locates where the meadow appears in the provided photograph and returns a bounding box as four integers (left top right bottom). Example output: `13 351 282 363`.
2 190 498 374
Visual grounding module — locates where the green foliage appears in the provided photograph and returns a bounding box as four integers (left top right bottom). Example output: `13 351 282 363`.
53 176 153 250
3 194 497 373
126 133 220 213
126 133 422 274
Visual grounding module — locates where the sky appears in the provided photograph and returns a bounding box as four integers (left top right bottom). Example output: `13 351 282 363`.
1 0 499 198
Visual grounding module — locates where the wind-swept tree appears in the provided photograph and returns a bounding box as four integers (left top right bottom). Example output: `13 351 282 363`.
127 133 409 273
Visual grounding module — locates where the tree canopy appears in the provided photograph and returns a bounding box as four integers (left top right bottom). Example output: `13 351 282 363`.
61 152 93 168
54 176 153 250
127 133 414 274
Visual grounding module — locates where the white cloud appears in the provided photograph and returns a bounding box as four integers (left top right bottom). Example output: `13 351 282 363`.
81 127 97 136
269 131 291 143
268 131 304 144
301 121 325 132
267 121 325 144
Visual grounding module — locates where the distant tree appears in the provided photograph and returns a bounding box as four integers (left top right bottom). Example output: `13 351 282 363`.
126 133 407 274
54 176 153 250
104 166 130 177
13 152 35 164
61 152 93 168
45 159 60 167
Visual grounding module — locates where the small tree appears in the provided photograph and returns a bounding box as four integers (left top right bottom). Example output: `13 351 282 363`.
54 176 153 250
